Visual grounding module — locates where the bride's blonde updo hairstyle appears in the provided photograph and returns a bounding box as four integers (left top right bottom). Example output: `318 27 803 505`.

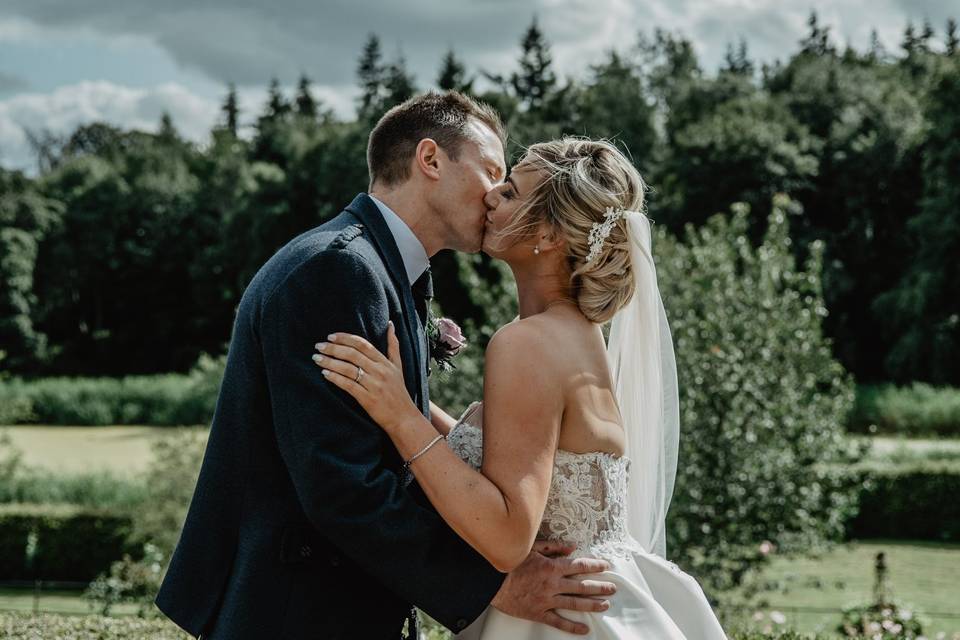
503 137 647 324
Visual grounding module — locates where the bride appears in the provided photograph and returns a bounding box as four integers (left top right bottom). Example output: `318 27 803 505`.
313 137 728 639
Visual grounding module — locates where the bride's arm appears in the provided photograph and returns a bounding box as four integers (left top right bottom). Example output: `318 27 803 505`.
315 322 561 573
429 401 457 436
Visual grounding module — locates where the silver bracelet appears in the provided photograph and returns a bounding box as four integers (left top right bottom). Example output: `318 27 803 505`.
403 433 446 471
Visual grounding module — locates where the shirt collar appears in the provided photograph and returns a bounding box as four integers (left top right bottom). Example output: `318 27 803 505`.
368 194 430 286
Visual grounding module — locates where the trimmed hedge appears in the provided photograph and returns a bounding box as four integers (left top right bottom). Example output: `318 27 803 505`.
0 504 133 582
850 384 960 437
846 462 960 541
0 354 224 426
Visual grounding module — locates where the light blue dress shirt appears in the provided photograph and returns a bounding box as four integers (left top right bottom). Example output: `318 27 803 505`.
369 194 430 287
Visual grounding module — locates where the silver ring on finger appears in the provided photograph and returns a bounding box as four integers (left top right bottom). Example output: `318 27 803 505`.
354 366 365 384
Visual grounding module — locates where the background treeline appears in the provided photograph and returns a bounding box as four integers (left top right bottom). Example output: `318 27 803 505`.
1 12 959 388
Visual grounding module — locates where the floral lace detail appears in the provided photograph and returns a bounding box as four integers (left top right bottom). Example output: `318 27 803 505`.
447 402 645 561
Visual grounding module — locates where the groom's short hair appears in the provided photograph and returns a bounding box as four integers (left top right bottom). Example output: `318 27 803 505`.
367 91 506 188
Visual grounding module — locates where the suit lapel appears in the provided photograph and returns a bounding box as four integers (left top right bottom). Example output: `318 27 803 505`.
345 193 428 412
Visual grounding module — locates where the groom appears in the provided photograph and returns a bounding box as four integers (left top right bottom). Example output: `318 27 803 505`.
156 91 615 639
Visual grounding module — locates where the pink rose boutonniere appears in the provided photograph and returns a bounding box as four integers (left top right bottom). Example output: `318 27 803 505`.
428 317 467 372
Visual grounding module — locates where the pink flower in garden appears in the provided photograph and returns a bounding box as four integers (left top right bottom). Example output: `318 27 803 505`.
436 318 467 355
759 540 776 556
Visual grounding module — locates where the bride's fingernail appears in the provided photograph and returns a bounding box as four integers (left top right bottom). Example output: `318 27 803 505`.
327 334 337 342
316 342 327 351
321 369 330 377
312 354 324 363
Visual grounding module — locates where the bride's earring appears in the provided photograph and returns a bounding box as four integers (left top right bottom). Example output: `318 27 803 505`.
533 245 540 255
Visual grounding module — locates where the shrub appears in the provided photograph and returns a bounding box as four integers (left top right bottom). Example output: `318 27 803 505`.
0 503 133 581
0 353 225 426
655 195 860 592
128 430 206 557
850 384 960 437
86 542 165 617
846 461 960 541
838 602 925 639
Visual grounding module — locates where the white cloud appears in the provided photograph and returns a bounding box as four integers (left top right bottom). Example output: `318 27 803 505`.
0 81 219 172
0 79 361 173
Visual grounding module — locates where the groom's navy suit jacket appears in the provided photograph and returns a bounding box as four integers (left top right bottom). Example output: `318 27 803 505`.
156 194 505 639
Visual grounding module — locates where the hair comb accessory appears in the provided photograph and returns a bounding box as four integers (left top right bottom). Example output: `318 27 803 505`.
585 206 627 264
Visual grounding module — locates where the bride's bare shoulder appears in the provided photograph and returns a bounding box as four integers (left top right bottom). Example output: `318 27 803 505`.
487 315 554 354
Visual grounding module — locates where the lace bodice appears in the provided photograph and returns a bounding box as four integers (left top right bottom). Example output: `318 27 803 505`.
446 402 643 560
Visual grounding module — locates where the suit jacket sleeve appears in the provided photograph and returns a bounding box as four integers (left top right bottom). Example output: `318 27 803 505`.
260 248 505 630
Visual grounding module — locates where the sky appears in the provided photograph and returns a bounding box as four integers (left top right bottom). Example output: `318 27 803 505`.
0 0 955 173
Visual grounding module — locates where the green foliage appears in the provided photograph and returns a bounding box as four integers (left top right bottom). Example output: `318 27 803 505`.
85 542 165 617
838 602 925 639
0 168 61 371
850 384 960 437
0 613 190 639
0 467 147 510
128 430 205 557
0 353 224 426
0 503 132 581
873 59 960 384
656 195 859 591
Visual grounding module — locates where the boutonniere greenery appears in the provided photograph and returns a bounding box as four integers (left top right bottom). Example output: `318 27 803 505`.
427 317 467 372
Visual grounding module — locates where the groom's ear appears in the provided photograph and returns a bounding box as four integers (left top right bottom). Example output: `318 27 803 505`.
414 138 442 181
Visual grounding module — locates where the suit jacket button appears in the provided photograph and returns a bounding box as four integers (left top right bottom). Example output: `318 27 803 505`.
456 618 468 630
300 545 312 558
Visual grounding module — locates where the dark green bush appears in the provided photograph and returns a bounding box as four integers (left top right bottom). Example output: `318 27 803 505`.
0 504 133 581
850 384 960 437
846 461 960 541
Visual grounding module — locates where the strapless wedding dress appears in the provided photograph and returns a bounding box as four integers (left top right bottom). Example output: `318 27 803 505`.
447 402 728 639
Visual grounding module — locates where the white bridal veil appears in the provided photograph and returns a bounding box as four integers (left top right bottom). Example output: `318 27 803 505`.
605 211 680 558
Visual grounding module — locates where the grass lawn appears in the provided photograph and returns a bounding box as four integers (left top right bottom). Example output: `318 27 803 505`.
0 588 141 617
864 436 960 464
722 539 960 637
1 425 207 473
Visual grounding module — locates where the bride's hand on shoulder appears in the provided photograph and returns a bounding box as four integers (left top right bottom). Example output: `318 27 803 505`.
313 322 419 432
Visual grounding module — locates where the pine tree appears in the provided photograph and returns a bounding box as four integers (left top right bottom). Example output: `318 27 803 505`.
264 78 291 120
723 38 753 75
383 52 416 109
437 48 473 93
800 10 835 56
357 33 386 119
919 19 934 52
511 17 557 111
295 74 318 118
157 111 178 142
868 29 886 62
221 83 239 136
946 18 958 56
901 22 918 56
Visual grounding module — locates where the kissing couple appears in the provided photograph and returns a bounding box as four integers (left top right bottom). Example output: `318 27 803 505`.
156 91 727 639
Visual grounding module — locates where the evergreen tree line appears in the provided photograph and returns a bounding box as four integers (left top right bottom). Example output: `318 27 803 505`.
1 13 958 386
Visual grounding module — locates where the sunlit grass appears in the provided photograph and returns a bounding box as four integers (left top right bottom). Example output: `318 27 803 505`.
723 540 960 637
